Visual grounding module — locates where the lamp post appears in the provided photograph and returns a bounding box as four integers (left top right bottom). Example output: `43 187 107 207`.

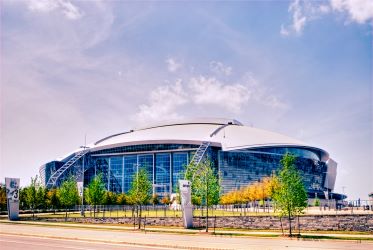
80 135 87 216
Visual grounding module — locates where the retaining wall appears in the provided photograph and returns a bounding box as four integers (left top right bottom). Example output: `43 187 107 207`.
34 214 373 232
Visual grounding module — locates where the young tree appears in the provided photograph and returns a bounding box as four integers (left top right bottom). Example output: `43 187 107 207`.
185 159 220 232
85 174 106 217
103 191 118 205
272 153 307 236
185 159 220 206
0 184 6 211
25 176 41 218
117 193 128 205
46 188 60 210
58 177 80 221
150 194 160 205
128 168 152 227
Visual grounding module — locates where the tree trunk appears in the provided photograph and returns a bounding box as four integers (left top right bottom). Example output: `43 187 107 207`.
138 205 141 230
297 215 300 235
280 216 284 235
65 207 68 222
288 212 292 236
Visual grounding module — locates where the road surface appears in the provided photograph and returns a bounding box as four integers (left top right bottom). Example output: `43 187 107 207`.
0 234 176 250
1 222 372 250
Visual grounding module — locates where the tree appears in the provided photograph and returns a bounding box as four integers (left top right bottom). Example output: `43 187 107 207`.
272 153 308 236
25 176 41 218
117 193 128 205
161 195 171 205
0 184 6 211
58 177 80 221
185 159 220 206
85 174 106 217
46 188 60 210
128 168 152 229
103 191 117 205
185 159 220 232
150 194 160 205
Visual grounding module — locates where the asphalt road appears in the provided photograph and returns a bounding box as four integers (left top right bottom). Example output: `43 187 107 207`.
1 223 372 250
0 234 176 250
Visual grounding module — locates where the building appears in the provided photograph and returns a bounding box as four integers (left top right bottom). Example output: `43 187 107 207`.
39 118 343 199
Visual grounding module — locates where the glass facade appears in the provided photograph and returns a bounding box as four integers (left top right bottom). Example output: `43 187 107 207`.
42 143 329 197
218 150 327 194
138 154 153 184
123 155 137 193
172 152 188 191
109 157 123 192
155 153 171 195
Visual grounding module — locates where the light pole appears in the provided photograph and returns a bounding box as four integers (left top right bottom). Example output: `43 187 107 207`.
80 135 87 216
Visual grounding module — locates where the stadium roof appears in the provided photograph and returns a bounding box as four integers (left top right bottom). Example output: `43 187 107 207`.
88 118 328 160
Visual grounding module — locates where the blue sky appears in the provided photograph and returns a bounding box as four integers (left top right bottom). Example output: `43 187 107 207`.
1 0 372 200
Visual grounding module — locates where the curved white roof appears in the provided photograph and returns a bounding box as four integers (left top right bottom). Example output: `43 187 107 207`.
89 118 328 160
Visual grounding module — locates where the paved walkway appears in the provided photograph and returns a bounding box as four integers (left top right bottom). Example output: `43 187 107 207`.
1 222 373 250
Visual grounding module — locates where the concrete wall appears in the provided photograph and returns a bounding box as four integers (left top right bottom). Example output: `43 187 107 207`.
38 214 373 232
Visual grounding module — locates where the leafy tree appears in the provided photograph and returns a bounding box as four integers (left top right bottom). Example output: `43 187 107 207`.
128 168 152 206
0 184 6 211
117 193 128 205
25 176 41 217
46 188 60 210
19 187 28 210
103 191 117 205
58 177 80 220
85 174 105 217
150 194 160 205
161 195 171 205
128 168 152 228
272 153 307 236
36 184 47 209
185 159 220 232
185 159 220 206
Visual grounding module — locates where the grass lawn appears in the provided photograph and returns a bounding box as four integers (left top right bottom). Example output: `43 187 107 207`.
33 209 277 218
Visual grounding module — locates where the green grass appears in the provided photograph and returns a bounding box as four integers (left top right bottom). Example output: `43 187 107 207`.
32 209 276 219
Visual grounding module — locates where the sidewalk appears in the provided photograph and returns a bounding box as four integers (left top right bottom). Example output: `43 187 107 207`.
1 220 372 239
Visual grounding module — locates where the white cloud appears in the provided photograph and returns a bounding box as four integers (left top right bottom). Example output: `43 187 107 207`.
281 0 373 36
209 61 232 76
27 0 83 20
280 24 290 36
331 0 373 24
165 57 182 72
189 76 249 113
289 0 307 34
319 4 331 14
133 66 287 125
132 80 188 125
281 0 307 36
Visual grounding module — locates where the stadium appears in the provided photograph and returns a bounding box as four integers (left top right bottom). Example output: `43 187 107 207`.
39 118 342 200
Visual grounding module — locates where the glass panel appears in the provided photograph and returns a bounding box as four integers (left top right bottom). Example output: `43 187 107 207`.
110 157 123 192
172 152 188 192
138 154 153 184
155 153 171 196
218 151 326 194
123 155 137 193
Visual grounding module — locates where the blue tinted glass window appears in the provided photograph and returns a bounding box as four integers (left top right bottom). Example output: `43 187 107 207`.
123 155 137 193
172 153 188 192
138 154 153 184
110 157 123 192
155 153 170 195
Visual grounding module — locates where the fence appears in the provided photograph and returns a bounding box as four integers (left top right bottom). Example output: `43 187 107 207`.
2 199 372 217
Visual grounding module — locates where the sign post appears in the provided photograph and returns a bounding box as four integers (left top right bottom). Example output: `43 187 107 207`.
179 180 193 228
5 178 20 220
